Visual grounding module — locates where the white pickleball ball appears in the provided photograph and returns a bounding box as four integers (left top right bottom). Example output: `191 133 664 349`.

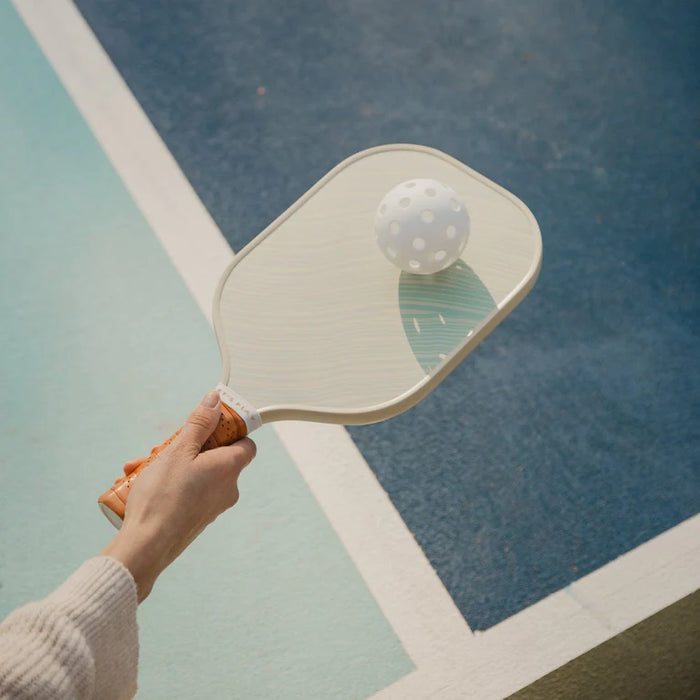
374 178 470 275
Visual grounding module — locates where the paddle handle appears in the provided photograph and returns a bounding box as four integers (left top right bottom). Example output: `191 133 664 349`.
97 402 248 528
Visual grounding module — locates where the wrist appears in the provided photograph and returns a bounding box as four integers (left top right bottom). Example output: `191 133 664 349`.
102 525 169 603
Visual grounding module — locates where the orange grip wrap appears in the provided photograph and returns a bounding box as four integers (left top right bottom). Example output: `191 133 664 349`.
98 403 247 524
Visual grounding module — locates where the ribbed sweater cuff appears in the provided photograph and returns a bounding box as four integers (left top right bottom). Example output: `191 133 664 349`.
46 556 139 698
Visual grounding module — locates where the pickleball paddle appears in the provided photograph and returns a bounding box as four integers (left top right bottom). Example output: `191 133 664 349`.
98 144 542 528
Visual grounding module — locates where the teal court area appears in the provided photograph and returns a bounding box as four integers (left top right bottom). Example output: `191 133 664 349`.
0 5 411 697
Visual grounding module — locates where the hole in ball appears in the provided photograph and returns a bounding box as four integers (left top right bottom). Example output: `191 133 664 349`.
405 182 416 188
390 221 401 235
434 250 447 262
425 187 436 197
386 247 397 259
399 197 411 208
446 225 457 239
409 260 421 270
449 198 461 212
412 237 426 251
379 204 387 215
421 209 435 223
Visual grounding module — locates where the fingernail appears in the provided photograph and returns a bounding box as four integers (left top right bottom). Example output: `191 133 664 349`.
203 391 220 408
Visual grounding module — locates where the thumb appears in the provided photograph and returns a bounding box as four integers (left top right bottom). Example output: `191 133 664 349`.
179 391 222 455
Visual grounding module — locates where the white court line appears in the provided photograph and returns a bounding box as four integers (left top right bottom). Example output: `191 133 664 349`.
15 1 700 697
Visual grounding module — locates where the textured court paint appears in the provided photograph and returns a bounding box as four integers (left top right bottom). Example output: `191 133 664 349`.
74 0 700 629
0 5 412 697
509 588 700 699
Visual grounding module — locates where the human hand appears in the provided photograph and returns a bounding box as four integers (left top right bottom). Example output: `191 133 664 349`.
102 391 256 602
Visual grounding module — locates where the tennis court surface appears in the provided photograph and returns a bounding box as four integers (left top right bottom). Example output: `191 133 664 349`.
2 1 698 697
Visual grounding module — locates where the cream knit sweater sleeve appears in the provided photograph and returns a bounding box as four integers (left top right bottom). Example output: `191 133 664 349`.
0 556 138 699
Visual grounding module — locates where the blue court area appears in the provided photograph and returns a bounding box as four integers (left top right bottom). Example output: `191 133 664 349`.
0 4 411 696
71 0 700 630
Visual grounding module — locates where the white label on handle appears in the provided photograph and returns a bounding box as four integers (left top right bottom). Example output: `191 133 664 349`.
216 383 262 434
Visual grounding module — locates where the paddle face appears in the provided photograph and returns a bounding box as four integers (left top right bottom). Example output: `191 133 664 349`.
214 144 541 425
